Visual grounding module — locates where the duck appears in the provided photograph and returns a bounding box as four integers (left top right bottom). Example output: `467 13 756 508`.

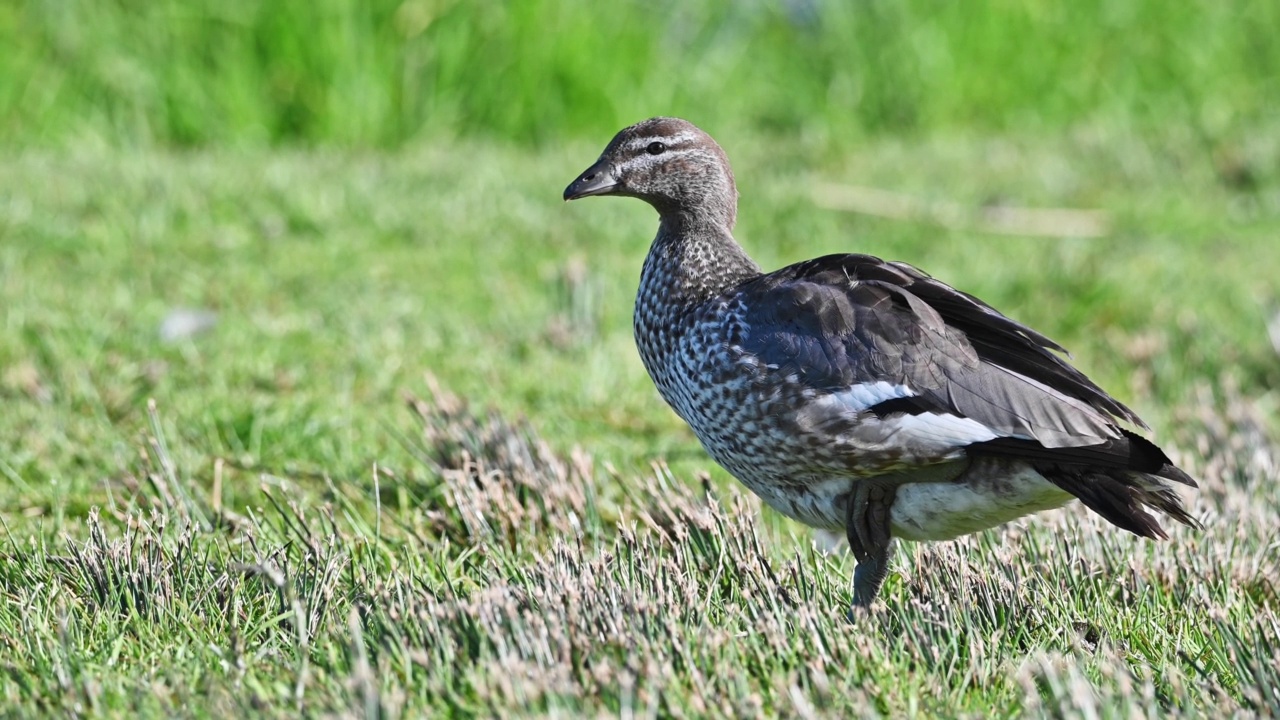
563 117 1198 609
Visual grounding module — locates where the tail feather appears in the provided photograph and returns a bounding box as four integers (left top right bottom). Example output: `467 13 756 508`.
969 430 1197 487
1038 464 1201 539
1153 462 1198 488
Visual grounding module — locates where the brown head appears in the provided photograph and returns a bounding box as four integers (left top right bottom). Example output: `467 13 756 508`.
564 117 738 230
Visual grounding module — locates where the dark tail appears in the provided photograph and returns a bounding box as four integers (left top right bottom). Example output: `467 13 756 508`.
1037 463 1201 539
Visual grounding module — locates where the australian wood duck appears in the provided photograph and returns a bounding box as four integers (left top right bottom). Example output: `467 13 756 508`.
564 117 1198 609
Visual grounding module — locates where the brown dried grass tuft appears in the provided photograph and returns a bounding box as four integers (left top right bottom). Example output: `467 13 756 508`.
17 375 1278 716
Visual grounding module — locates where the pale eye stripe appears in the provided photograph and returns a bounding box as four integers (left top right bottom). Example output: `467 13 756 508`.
627 131 698 152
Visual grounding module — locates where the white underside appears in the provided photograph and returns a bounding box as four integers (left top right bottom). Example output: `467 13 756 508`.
747 463 1074 542
889 466 1073 541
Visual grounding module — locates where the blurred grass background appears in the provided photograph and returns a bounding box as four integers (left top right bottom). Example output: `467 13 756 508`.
3 0 1280 715
3 0 1277 148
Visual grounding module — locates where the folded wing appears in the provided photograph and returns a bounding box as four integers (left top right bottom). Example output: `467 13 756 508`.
735 253 1192 486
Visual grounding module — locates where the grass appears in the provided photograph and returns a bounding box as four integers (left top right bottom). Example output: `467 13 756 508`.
1 124 1279 715
3 0 1278 148
2 0 1280 712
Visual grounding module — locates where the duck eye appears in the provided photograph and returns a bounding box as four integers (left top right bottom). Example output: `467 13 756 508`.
646 141 666 155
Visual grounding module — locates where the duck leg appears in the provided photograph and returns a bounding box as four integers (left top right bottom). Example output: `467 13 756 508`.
846 479 898 608
845 460 972 611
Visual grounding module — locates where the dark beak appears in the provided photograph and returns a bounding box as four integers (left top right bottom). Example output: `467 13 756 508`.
563 160 619 201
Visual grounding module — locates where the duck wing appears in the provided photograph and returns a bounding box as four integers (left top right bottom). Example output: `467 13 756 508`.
733 253 1192 485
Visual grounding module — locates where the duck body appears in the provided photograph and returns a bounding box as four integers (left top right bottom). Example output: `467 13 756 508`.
566 117 1197 607
634 246 1075 542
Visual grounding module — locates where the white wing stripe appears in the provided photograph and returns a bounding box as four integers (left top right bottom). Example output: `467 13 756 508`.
828 381 915 412
884 412 1001 446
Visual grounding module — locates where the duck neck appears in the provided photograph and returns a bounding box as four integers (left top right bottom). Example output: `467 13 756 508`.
639 213 761 313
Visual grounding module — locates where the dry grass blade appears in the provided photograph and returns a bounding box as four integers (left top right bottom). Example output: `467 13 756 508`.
405 375 597 546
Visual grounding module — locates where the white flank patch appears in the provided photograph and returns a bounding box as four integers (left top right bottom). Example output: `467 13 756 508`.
827 381 916 413
808 381 1020 451
883 411 1000 446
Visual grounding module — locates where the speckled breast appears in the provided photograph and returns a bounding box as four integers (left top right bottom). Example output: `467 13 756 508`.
633 290 854 530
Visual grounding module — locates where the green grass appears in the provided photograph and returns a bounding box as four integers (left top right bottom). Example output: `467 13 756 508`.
2 0 1280 713
3 0 1278 148
1 125 1279 715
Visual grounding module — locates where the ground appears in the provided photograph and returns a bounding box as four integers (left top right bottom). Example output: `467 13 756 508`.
1 129 1278 716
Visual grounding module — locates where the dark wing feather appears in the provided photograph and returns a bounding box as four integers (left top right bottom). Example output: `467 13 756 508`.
736 253 1154 463
883 260 1145 427
969 431 1195 486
